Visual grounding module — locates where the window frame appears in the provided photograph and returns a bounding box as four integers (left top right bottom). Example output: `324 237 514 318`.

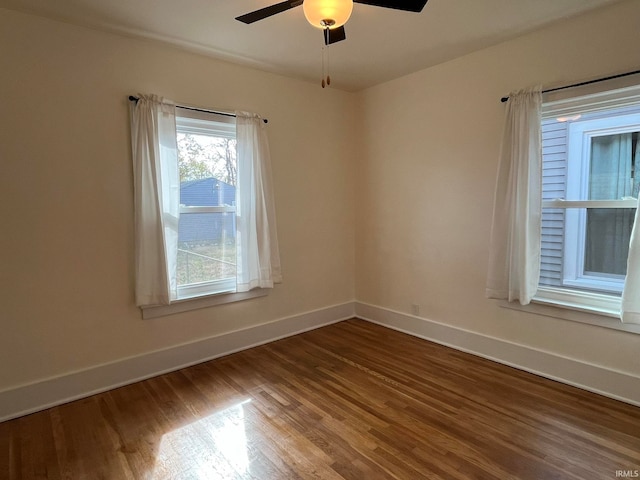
175 109 239 301
535 84 640 322
141 289 267 320
561 114 640 293
142 106 270 319
131 98 278 319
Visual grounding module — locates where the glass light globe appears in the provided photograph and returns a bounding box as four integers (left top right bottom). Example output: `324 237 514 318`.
303 0 353 29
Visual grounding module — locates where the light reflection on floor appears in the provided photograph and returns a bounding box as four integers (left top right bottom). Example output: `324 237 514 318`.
152 399 251 479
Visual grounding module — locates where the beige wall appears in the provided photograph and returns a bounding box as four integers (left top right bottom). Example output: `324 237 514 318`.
355 0 640 376
2 0 640 397
0 8 356 389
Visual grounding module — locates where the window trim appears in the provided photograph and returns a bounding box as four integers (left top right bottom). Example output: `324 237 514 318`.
176 107 236 138
141 289 267 320
176 277 236 299
533 286 620 317
536 83 640 327
500 294 640 335
543 84 640 118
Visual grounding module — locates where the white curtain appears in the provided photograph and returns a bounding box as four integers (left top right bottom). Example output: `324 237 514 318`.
486 87 543 305
621 140 640 324
235 112 282 292
130 95 180 306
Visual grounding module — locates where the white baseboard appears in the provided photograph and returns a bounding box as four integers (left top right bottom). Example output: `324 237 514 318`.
0 302 355 422
3 300 637 423
355 302 640 407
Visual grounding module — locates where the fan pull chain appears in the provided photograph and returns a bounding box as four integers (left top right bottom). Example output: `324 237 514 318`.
321 41 326 88
321 27 331 88
326 42 331 87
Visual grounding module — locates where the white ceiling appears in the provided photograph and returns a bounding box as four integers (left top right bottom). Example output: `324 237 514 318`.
0 0 625 91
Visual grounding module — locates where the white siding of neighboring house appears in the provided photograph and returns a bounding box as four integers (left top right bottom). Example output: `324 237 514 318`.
540 119 568 287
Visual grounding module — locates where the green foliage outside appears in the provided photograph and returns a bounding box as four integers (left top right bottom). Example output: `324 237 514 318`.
178 133 237 186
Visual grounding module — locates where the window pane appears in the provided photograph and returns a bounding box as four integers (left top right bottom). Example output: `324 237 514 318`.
584 208 634 277
177 212 236 286
588 132 639 200
539 117 569 288
177 131 237 289
178 133 237 187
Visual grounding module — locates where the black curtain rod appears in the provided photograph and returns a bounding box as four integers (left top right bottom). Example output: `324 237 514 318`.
128 95 268 123
500 68 640 103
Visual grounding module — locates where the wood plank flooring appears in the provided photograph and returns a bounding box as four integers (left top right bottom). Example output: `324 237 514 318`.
1 319 639 479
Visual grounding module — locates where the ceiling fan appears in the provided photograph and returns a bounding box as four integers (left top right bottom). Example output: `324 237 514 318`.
236 0 429 46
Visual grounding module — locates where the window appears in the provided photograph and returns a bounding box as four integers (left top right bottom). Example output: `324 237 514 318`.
176 109 238 299
129 95 281 318
538 85 640 313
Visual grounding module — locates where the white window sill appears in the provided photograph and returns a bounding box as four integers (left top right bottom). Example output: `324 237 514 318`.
500 288 640 335
534 286 622 317
141 289 267 319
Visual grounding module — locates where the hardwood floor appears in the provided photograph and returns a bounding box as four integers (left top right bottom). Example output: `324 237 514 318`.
1 319 639 479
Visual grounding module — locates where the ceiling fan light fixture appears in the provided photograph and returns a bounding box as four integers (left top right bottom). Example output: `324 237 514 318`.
303 0 353 29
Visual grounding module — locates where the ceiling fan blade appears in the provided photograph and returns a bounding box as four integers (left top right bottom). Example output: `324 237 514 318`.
324 26 347 45
236 0 303 24
353 0 428 13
